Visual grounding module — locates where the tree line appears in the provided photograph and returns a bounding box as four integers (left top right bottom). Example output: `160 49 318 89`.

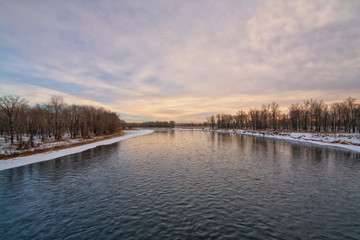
128 121 175 128
206 97 360 133
0 95 126 147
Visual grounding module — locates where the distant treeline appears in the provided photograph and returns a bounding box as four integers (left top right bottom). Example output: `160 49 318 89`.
0 95 126 146
176 122 203 127
206 97 360 132
128 121 175 128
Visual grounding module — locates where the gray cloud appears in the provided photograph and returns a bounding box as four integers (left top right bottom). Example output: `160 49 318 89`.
0 0 359 121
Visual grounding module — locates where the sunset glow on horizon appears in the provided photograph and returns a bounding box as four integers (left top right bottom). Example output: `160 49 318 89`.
1 0 360 122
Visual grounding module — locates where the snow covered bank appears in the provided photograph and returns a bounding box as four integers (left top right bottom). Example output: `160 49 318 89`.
174 128 203 131
0 130 154 171
203 129 360 153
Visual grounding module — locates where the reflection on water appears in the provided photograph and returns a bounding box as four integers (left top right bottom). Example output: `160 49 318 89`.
1 130 359 239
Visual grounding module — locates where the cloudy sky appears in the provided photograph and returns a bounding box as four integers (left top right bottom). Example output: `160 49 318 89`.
1 0 359 122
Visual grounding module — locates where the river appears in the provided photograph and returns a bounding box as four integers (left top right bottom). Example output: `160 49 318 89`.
1 130 359 239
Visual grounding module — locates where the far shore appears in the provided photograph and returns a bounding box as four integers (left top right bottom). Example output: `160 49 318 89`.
0 129 154 171
202 128 360 153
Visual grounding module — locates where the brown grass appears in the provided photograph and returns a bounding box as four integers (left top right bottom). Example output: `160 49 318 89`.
0 131 126 160
331 140 360 146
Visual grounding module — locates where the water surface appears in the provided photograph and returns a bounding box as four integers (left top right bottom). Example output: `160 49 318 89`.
1 130 359 239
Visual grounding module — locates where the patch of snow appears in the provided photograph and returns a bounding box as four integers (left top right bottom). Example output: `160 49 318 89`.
174 128 203 131
0 130 154 171
202 129 360 153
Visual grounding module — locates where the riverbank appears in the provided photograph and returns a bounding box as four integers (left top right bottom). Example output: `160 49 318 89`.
0 131 125 160
203 128 360 153
0 129 154 171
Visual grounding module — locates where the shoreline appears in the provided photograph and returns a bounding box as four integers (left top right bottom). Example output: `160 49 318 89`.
0 129 154 171
1 128 358 171
202 128 360 153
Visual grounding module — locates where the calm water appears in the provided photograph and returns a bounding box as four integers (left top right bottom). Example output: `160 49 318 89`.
1 130 360 240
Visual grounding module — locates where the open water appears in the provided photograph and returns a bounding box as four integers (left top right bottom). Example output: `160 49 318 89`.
1 130 359 239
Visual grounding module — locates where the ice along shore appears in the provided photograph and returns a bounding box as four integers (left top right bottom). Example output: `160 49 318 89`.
202 128 360 153
0 130 154 171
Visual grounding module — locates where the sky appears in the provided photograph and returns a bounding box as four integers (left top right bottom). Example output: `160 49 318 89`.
0 0 360 122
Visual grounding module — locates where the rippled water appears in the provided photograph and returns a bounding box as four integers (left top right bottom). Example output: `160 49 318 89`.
1 130 360 239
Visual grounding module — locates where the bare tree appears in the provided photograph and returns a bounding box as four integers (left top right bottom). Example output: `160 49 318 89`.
302 100 310 131
249 108 260 130
46 96 67 140
322 103 329 132
221 114 233 128
346 97 357 132
68 104 81 138
216 114 222 129
235 110 247 129
0 110 7 141
313 100 325 131
261 104 270 129
205 97 358 133
0 95 27 143
207 115 215 130
289 103 301 131
330 102 342 131
270 102 280 130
